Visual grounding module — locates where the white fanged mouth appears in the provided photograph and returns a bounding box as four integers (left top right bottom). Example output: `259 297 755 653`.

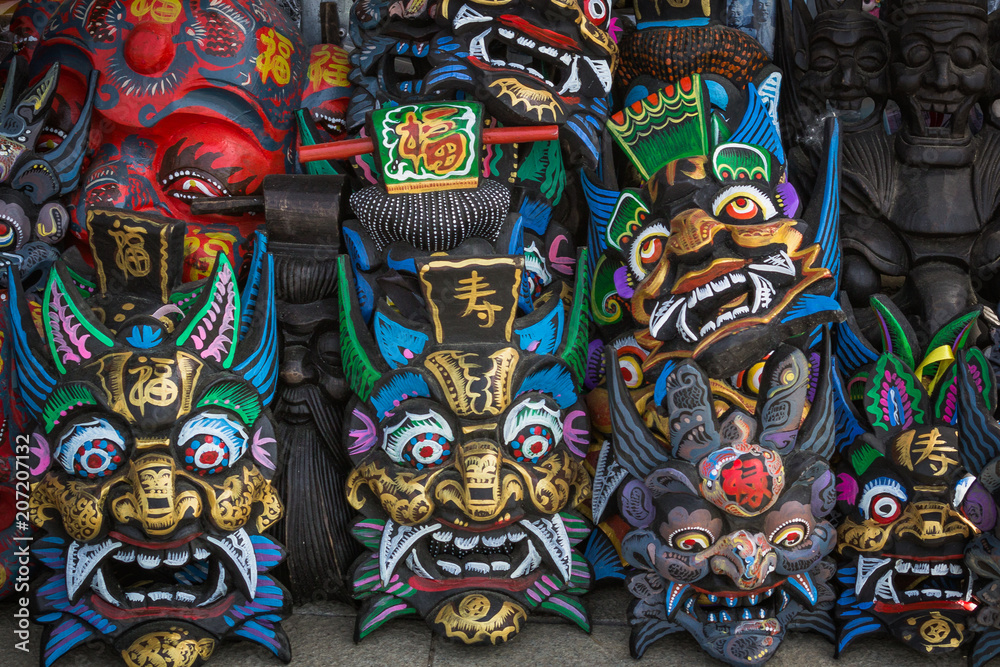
380 516 572 586
649 251 796 344
856 555 972 606
66 528 258 610
458 7 611 95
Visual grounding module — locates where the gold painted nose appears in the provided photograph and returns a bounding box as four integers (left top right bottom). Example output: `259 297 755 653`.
457 440 505 522
112 454 202 537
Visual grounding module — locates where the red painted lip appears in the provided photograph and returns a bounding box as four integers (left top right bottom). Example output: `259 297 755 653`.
873 600 976 614
108 531 202 550
690 580 784 598
496 15 581 52
90 592 235 620
408 572 540 593
436 514 524 533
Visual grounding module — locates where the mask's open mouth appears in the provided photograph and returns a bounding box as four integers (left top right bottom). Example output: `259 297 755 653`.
66 529 258 614
649 250 798 344
379 516 572 591
906 97 973 139
454 7 611 98
858 555 975 614
693 587 786 634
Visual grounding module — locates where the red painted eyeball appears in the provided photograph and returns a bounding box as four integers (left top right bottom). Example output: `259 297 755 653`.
669 528 714 552
504 399 563 463
584 0 611 28
770 520 810 548
56 418 127 479
178 412 249 476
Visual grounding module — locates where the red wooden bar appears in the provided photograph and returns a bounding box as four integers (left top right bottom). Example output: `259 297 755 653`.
299 125 560 162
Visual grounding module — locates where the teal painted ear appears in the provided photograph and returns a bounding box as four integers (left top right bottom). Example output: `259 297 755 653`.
863 353 929 435
43 263 114 375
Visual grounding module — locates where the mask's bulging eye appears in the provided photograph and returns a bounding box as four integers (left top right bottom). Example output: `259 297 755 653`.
503 399 563 463
584 0 610 28
178 412 249 475
629 222 669 279
162 168 230 202
712 185 779 224
860 476 908 524
669 528 715 552
770 519 810 548
383 411 454 470
56 418 127 479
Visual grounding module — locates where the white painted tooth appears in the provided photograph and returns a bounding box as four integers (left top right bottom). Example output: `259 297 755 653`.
931 564 948 576
510 540 539 578
905 589 920 597
749 251 795 277
470 29 490 62
437 560 462 576
482 535 507 548
193 547 210 561
125 591 146 604
499 27 515 39
950 564 963 575
378 520 441 587
432 530 454 543
176 591 196 604
856 556 891 595
709 275 731 292
406 551 434 579
527 67 544 80
113 547 136 563
687 292 698 308
66 538 121 603
517 36 536 49
945 590 961 598
165 548 189 567
584 56 613 93
924 589 942 599
557 55 581 95
733 306 750 317
521 516 572 581
90 569 121 608
696 285 712 301
466 562 491 575
137 552 161 569
699 321 717 337
559 52 571 66
453 4 490 29
149 591 173 602
895 560 911 574
716 310 736 327
206 528 259 600
492 561 511 572
677 303 698 343
508 528 527 543
539 45 558 58
912 562 930 574
508 61 525 71
198 565 227 607
649 295 683 339
874 571 899 603
731 272 747 283
749 273 774 314
455 535 480 550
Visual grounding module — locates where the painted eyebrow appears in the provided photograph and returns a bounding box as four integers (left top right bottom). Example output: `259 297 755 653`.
42 384 100 434
195 381 262 426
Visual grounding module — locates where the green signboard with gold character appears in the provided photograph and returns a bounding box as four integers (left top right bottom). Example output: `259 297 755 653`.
369 101 483 194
